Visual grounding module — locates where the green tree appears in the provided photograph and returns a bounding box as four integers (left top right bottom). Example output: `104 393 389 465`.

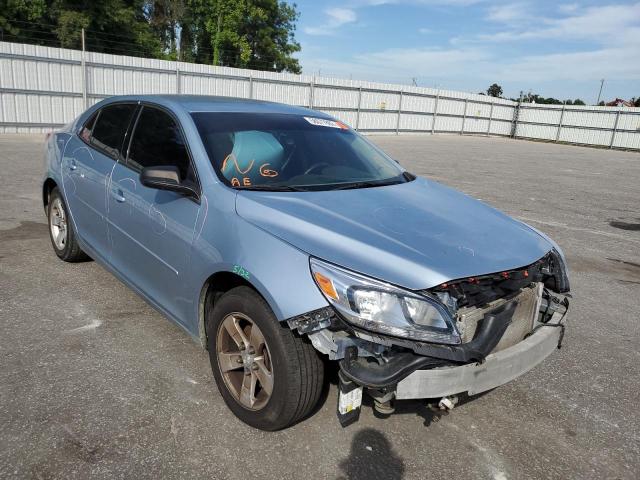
487 83 503 98
572 99 585 106
1 0 302 72
0 0 53 44
191 0 301 72
148 0 185 59
51 1 163 56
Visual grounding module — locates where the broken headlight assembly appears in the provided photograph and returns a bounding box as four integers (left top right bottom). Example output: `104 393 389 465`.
310 257 461 345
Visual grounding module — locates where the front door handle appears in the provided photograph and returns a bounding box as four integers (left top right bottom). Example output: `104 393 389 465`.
69 159 78 170
111 188 126 203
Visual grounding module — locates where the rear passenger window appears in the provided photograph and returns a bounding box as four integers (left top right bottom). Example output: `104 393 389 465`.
90 104 137 159
128 107 196 185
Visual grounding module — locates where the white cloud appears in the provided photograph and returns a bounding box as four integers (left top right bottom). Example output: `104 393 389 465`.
479 2 640 44
300 40 639 96
499 47 640 82
299 1 640 98
418 27 432 34
486 3 529 23
327 7 358 24
355 47 490 75
304 8 357 35
299 46 492 84
558 3 579 14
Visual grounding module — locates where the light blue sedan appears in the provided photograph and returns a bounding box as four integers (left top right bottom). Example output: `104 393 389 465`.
43 95 570 430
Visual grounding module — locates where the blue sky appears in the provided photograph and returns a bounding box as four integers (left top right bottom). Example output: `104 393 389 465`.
293 0 640 102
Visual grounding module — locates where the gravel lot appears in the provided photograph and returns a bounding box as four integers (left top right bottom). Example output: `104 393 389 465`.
1 133 639 479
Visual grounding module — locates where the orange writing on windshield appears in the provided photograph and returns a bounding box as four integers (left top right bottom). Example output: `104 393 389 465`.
259 163 278 177
222 153 254 175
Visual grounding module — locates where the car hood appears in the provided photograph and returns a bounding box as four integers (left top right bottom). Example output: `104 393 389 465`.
235 178 552 290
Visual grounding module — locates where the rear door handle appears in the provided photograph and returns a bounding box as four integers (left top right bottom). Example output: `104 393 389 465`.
111 188 126 203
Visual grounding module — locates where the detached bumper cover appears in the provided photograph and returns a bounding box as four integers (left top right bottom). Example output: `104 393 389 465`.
395 320 564 400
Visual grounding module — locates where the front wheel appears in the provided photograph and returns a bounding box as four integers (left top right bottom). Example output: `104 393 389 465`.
47 187 89 262
206 286 324 430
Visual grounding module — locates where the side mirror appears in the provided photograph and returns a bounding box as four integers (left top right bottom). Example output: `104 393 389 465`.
140 165 198 199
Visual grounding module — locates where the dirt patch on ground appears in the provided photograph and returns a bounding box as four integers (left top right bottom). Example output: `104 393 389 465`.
0 221 47 242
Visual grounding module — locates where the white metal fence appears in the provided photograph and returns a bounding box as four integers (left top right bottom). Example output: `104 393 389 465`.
1 41 639 150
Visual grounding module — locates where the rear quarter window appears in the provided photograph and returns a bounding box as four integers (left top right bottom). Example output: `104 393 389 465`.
79 111 98 143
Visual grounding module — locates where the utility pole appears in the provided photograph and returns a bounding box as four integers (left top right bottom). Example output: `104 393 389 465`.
81 28 87 109
213 13 222 66
596 78 605 105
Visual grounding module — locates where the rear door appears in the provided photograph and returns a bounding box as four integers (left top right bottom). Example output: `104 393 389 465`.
61 103 138 257
107 105 202 324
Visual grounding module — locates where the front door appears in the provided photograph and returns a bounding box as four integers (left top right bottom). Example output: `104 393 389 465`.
61 103 138 257
107 106 202 324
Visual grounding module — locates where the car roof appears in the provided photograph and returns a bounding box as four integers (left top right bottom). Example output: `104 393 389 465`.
98 95 330 118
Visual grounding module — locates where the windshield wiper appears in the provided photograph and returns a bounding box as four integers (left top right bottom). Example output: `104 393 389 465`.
329 179 404 190
235 184 310 192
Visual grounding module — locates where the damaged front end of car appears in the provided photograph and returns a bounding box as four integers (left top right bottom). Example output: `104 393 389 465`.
287 250 570 426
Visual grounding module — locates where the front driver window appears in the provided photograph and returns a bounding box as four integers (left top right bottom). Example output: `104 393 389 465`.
128 106 196 186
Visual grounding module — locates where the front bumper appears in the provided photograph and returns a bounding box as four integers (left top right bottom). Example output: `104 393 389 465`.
395 316 564 399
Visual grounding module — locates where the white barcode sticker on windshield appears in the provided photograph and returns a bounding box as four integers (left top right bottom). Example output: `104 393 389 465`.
304 117 348 129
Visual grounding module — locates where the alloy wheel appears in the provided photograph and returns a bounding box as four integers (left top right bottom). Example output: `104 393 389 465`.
216 312 274 410
49 197 68 250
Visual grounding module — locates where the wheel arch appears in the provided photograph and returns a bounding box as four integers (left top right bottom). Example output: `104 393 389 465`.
197 271 272 349
42 177 58 211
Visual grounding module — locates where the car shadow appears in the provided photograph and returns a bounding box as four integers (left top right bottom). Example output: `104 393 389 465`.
337 428 405 480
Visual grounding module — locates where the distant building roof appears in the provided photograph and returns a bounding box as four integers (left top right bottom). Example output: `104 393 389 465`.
605 98 634 107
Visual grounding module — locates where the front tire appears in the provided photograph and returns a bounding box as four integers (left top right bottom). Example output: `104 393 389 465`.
206 286 324 430
47 187 89 262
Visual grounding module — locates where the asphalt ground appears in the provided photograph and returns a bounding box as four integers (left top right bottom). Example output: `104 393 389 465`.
1 133 639 479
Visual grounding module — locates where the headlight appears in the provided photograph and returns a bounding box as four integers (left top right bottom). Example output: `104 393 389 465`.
310 258 461 345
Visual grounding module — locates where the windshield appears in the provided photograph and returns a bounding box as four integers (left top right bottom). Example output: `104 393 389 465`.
191 112 410 191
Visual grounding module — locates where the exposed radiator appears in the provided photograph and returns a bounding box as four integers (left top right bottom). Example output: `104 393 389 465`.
456 283 542 352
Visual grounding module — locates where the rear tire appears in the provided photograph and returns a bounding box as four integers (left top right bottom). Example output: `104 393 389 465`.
47 187 89 262
206 286 324 430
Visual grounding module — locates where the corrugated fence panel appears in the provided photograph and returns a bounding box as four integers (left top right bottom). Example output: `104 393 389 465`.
434 115 463 133
612 131 640 150
402 94 435 114
360 91 400 111
436 98 465 116
467 101 491 119
254 80 308 106
612 111 640 131
1 41 639 150
562 109 617 129
359 111 398 130
464 117 489 133
489 119 512 136
519 106 562 125
400 113 433 131
559 126 612 146
517 123 557 141
186 74 249 98
314 86 358 109
492 104 515 121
